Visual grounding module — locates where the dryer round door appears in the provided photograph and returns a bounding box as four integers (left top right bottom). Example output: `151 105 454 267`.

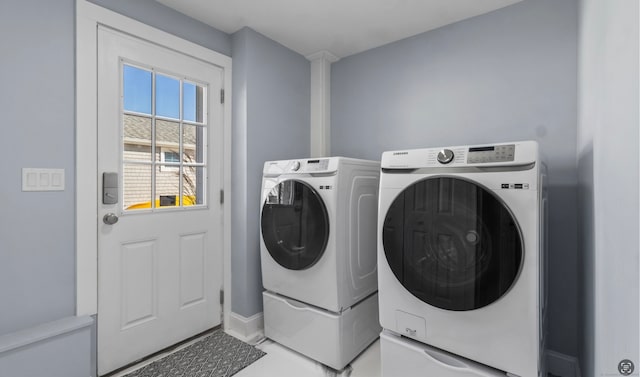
382 177 523 311
261 179 330 270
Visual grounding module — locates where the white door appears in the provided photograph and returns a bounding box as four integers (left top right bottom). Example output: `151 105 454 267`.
97 26 224 375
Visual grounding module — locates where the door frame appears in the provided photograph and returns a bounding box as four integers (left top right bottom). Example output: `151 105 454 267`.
75 0 232 332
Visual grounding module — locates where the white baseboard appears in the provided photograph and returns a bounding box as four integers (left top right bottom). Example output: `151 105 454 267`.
225 312 264 344
547 350 580 377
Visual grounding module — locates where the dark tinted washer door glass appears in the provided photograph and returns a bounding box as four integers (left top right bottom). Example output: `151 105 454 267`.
382 177 522 311
261 180 329 270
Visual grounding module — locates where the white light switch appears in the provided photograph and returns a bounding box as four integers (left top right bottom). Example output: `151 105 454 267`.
22 168 65 191
26 172 37 187
51 172 63 187
39 172 49 187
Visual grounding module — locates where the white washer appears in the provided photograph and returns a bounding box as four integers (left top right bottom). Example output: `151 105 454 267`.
260 157 381 370
377 141 547 377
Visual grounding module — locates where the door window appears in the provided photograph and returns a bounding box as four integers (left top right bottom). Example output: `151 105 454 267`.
261 180 329 270
122 64 207 210
382 177 522 311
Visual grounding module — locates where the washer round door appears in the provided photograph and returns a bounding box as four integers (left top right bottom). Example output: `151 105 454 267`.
382 177 523 311
261 179 330 270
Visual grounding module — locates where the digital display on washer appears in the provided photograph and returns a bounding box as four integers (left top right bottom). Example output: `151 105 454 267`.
467 144 515 163
382 177 523 311
469 146 495 152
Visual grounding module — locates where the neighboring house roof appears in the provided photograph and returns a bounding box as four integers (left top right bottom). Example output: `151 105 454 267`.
124 114 198 148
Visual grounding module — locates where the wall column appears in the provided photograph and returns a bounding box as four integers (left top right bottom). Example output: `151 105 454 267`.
307 51 339 157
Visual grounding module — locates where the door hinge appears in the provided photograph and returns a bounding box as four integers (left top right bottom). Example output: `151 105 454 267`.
220 89 225 104
219 289 224 306
219 189 224 204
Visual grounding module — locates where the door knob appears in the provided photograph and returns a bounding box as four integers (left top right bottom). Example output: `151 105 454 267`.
103 213 119 225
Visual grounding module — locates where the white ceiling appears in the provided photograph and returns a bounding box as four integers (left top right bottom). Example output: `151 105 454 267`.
156 0 522 59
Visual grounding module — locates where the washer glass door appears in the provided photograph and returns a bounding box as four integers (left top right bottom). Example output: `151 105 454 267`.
382 177 523 311
261 179 329 270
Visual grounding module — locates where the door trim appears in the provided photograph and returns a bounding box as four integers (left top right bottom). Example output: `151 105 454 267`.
75 0 232 333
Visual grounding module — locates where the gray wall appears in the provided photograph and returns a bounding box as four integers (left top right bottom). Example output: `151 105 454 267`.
332 0 579 358
87 0 231 56
0 0 76 335
578 0 639 376
231 27 310 317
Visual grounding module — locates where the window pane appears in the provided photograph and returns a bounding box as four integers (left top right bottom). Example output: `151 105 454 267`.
123 115 152 162
183 82 196 122
123 65 152 114
183 166 205 205
183 82 204 123
123 164 152 210
156 74 180 119
183 124 206 163
164 151 180 163
156 120 180 162
156 165 180 207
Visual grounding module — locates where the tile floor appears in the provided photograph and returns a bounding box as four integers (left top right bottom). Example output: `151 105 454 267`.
235 338 381 377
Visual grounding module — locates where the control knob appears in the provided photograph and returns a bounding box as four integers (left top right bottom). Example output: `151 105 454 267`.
437 149 455 164
291 161 301 171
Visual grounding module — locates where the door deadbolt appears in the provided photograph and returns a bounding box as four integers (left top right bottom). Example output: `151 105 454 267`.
103 172 118 205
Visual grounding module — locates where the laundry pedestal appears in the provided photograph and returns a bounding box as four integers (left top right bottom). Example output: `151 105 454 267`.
381 330 508 377
263 291 380 370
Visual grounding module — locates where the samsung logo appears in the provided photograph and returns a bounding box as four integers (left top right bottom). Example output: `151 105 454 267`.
393 152 409 155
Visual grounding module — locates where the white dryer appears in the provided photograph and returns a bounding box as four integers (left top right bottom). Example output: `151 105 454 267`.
377 141 547 377
260 157 381 370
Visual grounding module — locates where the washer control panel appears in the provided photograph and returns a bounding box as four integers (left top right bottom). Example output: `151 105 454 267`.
381 141 537 170
467 144 515 164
